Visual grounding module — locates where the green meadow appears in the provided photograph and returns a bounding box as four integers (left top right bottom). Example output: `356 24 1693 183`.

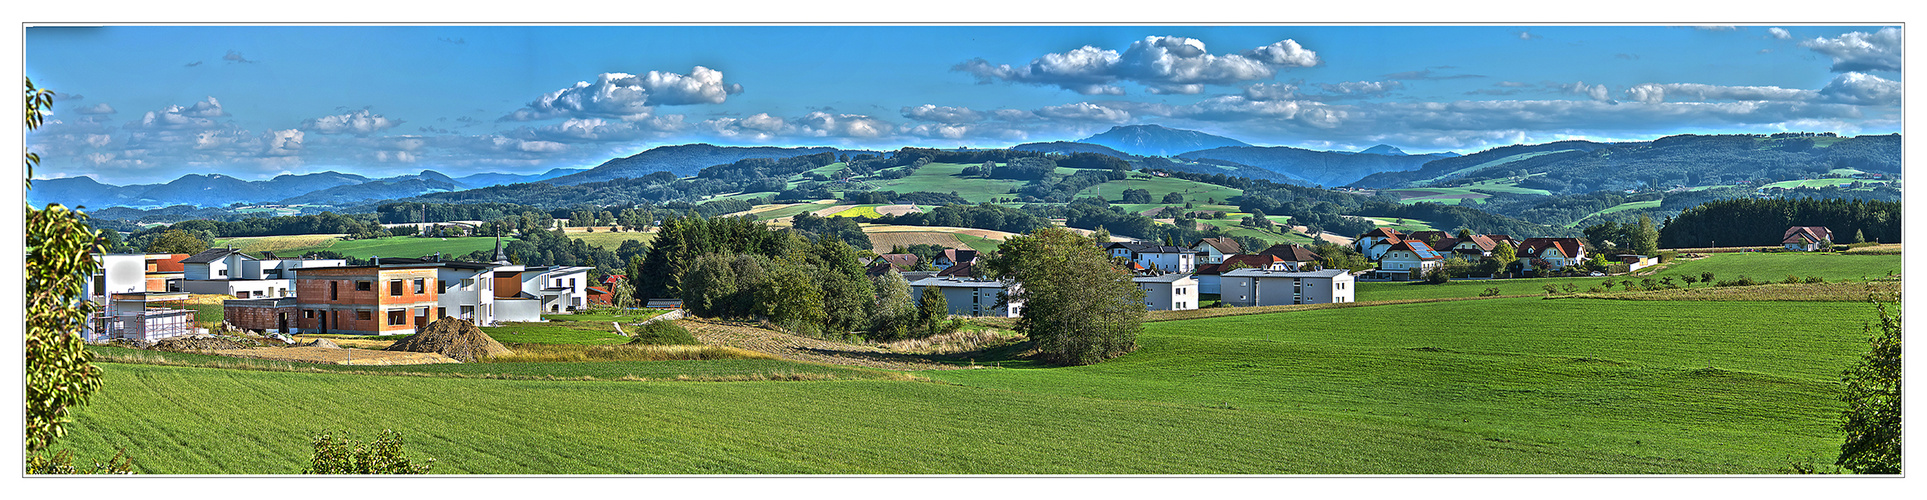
274 235 519 260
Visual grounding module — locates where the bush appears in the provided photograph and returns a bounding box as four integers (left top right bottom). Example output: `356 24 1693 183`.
1562 283 1579 294
302 430 434 474
626 320 698 345
1806 276 1826 284
1538 285 1555 296
1657 250 1678 263
1784 275 1802 284
1424 268 1451 284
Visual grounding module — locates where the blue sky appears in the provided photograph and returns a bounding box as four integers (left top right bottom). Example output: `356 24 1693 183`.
24 25 1903 184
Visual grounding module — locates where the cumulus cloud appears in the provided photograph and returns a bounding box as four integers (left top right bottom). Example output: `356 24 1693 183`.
72 103 117 115
510 115 687 143
1801 27 1902 72
1243 82 1298 101
129 97 229 131
1313 80 1404 98
262 129 303 156
300 109 403 135
223 50 257 63
1623 83 1816 104
699 112 894 142
954 35 1318 95
503 67 743 122
1767 27 1792 40
1033 102 1133 123
901 104 985 123
1816 72 1902 106
1557 81 1613 101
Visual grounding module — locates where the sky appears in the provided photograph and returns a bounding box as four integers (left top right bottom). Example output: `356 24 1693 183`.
23 24 1904 185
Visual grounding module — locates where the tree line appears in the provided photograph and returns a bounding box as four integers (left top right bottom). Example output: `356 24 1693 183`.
1658 198 1901 248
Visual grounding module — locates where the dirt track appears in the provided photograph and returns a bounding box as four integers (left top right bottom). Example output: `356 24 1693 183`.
683 319 967 372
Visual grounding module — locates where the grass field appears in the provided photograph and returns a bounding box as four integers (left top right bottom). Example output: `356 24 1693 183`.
1421 149 1577 183
565 230 654 250
1384 186 1489 205
1567 200 1663 227
1072 173 1244 205
1359 216 1436 232
273 235 520 260
826 205 885 218
62 296 1877 473
954 233 1005 253
1761 178 1890 190
750 202 839 221
862 163 1031 203
1355 252 1900 302
214 234 346 254
1195 219 1316 246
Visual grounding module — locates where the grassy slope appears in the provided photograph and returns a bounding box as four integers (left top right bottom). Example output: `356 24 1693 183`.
566 230 655 250
1357 253 1900 301
1761 178 1890 190
927 298 1870 473
1421 149 1576 184
861 163 1030 203
1360 216 1437 232
1072 173 1243 204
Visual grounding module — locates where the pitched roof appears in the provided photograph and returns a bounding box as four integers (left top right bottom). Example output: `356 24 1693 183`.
1196 254 1287 275
1385 240 1443 260
936 260 977 277
1256 244 1320 262
1518 238 1583 259
181 247 252 264
585 287 609 295
938 248 978 264
1132 273 1196 283
1190 237 1243 254
877 253 919 269
1783 226 1832 244
1438 234 1499 252
1403 231 1450 243
1108 242 1194 254
1360 227 1403 239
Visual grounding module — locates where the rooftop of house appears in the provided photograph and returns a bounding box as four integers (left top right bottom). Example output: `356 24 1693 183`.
1256 244 1320 262
1132 272 1197 284
1190 237 1243 254
938 249 979 263
1784 226 1832 243
1518 237 1584 258
1221 268 1351 279
908 276 1012 289
1108 242 1197 254
1384 240 1443 260
936 260 978 277
181 247 252 264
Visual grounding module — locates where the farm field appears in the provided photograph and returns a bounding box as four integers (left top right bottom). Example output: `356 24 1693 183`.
1359 216 1436 232
61 296 1876 474
861 162 1033 203
213 233 346 254
566 229 654 250
1421 149 1577 183
271 235 520 260
1195 218 1316 246
1384 186 1488 205
749 201 840 221
1761 178 1890 190
1354 252 1900 301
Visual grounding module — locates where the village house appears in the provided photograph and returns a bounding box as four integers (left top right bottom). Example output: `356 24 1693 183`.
83 253 199 341
1782 226 1833 251
1369 240 1443 280
1106 242 1198 274
510 265 594 314
1255 244 1321 270
1432 234 1508 262
1516 237 1587 270
224 264 441 335
586 286 612 306
97 291 197 343
866 253 921 276
907 276 1023 317
180 247 347 298
932 249 978 270
1134 273 1198 311
1220 268 1355 306
1189 237 1244 264
375 256 509 326
1355 228 1403 260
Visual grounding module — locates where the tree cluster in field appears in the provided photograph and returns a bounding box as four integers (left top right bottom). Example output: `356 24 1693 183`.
984 226 1144 366
1582 216 1661 256
787 212 873 250
1659 198 1901 248
631 215 945 339
838 190 970 206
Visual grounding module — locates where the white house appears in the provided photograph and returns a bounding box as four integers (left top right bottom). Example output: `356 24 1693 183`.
1355 227 1403 260
1370 240 1443 280
933 249 979 270
180 248 346 298
1189 237 1244 264
519 265 594 313
1106 242 1198 274
1783 226 1833 252
378 257 506 326
1134 273 1198 311
1517 238 1586 270
1220 268 1356 307
907 276 1023 317
84 254 200 341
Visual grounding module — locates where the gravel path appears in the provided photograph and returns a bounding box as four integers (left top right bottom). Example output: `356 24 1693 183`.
683 319 965 372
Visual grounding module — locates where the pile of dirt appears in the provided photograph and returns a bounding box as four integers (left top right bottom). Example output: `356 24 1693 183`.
152 335 261 352
384 317 511 362
303 338 341 349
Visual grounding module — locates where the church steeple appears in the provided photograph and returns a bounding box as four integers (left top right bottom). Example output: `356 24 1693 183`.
493 226 508 265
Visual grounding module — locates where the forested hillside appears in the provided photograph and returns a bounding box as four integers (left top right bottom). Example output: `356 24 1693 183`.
1659 198 1901 248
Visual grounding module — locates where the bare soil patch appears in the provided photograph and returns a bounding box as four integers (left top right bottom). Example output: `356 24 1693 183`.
683 319 974 371
874 204 921 216
810 204 856 217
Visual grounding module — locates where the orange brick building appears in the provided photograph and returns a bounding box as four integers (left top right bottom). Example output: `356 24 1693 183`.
226 265 442 335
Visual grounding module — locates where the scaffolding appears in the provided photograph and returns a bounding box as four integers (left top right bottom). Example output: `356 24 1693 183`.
95 292 198 342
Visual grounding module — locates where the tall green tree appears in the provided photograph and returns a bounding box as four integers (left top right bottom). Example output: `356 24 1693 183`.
985 226 1145 366
914 286 949 337
146 229 210 255
869 271 917 341
24 77 107 457
1836 293 1901 474
1633 215 1661 256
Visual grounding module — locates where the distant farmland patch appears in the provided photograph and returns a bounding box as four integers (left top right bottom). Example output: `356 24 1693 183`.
568 230 655 250
276 235 520 260
216 234 346 254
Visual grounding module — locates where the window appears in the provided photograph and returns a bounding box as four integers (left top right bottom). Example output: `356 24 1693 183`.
304 310 315 319
390 279 404 296
437 307 446 319
569 278 576 289
438 279 446 292
414 278 426 294
218 269 228 277
387 310 405 325
357 310 373 321
330 281 339 300
355 281 371 291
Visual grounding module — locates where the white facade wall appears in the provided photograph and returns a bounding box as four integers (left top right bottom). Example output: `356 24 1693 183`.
436 267 498 325
182 278 296 298
1136 276 1198 311
1191 243 1230 264
89 255 148 304
909 279 1023 317
1135 252 1195 273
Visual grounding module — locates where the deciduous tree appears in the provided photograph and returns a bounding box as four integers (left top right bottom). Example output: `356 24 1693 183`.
985 226 1144 366
1836 293 1901 474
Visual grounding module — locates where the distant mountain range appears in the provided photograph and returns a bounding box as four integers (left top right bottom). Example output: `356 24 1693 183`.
26 167 588 209
545 143 843 185
1079 125 1251 157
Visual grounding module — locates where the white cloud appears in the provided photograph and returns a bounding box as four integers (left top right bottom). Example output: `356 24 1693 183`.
1557 81 1613 101
1243 83 1298 101
901 104 985 123
300 109 403 135
1623 83 1816 104
1767 27 1792 40
504 67 743 121
1693 25 1738 31
1816 72 1902 106
72 103 116 115
955 35 1317 95
262 129 303 157
129 97 228 131
1033 102 1132 123
796 112 893 138
1801 27 1902 72
1314 80 1404 98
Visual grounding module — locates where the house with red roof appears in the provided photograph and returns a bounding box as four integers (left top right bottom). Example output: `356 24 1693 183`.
1782 226 1833 252
1189 237 1244 264
1517 237 1586 270
1355 227 1403 260
1369 240 1443 280
1193 254 1291 294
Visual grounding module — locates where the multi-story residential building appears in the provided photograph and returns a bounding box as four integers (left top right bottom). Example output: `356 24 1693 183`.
1106 242 1198 274
84 253 198 341
1220 268 1356 306
1134 273 1198 311
1517 237 1587 270
180 247 346 298
1370 240 1443 280
1189 237 1244 264
907 276 1023 317
224 264 441 335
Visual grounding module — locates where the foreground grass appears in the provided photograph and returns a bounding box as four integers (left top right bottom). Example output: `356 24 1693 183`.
86 345 882 381
928 298 1873 473
1355 251 1901 302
